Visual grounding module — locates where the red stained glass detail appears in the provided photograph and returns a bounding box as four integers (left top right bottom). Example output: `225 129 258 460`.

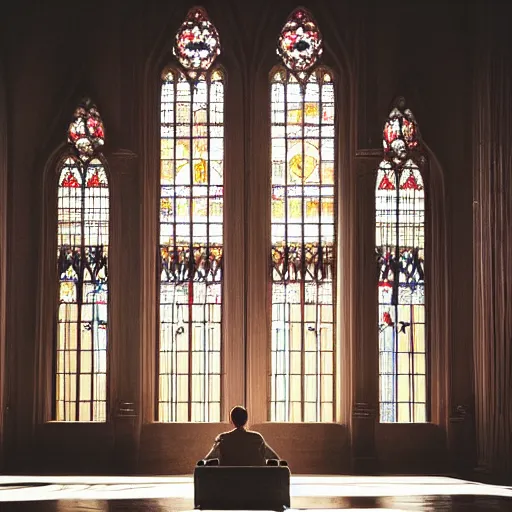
68 129 80 142
383 119 400 146
68 99 105 158
400 172 422 191
62 171 80 188
87 171 101 188
402 118 417 148
378 174 395 190
382 311 394 326
188 281 194 305
87 116 104 139
382 104 420 163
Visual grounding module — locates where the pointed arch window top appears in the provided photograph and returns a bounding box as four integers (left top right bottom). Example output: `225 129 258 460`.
400 161 423 191
173 7 221 71
86 160 109 188
59 158 82 188
377 161 395 191
382 98 421 166
277 8 323 72
68 99 105 160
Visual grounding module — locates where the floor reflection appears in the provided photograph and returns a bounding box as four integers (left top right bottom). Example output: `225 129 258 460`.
0 475 511 511
3 496 512 511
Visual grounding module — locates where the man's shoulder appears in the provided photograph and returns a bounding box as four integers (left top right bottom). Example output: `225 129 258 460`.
245 429 265 441
215 429 236 442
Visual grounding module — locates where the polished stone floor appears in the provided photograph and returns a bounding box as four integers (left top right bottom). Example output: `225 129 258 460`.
0 475 511 510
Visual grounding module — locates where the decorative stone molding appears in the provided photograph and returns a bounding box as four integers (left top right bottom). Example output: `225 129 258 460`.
355 148 381 158
352 402 376 419
116 401 137 418
449 404 472 422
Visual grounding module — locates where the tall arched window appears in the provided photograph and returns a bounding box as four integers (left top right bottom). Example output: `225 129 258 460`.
158 7 224 422
270 8 336 422
56 99 109 421
376 99 426 423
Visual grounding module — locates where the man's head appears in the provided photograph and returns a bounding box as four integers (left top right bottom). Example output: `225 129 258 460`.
230 405 248 428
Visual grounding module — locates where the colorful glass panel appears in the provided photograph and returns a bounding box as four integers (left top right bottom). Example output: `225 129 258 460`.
68 99 105 160
382 106 419 165
270 67 336 422
173 7 220 72
376 103 426 423
277 8 323 73
159 68 224 422
56 150 109 421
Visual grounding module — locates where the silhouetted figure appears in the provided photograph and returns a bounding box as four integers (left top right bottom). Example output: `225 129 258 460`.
203 405 280 466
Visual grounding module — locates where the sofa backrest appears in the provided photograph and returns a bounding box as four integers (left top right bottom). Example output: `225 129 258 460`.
194 465 291 510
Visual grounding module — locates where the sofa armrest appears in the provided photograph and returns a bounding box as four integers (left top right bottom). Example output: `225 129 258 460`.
197 458 219 466
266 458 288 467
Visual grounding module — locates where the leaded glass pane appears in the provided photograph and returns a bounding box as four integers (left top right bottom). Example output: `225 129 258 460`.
270 67 336 422
376 102 426 423
159 68 224 422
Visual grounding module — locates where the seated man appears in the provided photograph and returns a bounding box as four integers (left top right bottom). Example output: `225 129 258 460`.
203 405 280 466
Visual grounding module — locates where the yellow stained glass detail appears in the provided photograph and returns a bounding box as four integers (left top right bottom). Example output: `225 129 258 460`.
60 281 76 303
306 199 319 217
161 160 174 183
194 159 208 183
211 69 222 81
272 243 285 264
176 140 190 159
321 200 334 216
287 109 302 124
321 165 334 184
194 138 208 153
288 198 302 218
289 154 317 181
193 198 207 217
305 103 319 116
286 103 319 124
272 199 285 218
161 198 173 215
210 199 222 216
64 266 78 280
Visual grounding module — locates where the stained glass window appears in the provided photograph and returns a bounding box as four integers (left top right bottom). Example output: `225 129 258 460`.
376 101 427 423
56 99 109 421
270 10 335 422
158 7 223 422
